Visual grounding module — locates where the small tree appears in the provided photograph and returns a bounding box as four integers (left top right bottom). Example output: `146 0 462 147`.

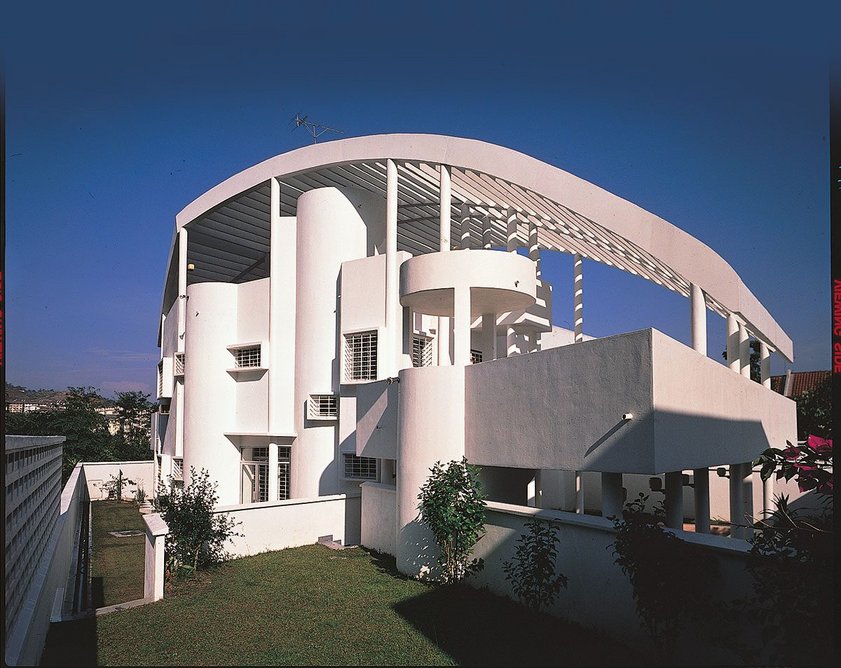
103 469 135 501
503 518 567 611
417 457 486 584
158 467 240 577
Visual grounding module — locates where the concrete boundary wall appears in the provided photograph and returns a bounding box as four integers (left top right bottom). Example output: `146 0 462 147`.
216 493 361 558
4 463 89 667
469 501 757 663
360 482 397 556
82 460 155 501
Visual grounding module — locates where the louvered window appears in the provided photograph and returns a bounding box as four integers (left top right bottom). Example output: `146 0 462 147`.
412 335 433 368
470 349 483 364
157 361 164 397
344 331 377 381
343 454 377 480
172 458 183 480
308 394 338 420
174 352 185 375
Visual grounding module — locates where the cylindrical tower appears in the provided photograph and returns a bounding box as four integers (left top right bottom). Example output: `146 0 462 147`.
183 282 240 503
292 186 371 498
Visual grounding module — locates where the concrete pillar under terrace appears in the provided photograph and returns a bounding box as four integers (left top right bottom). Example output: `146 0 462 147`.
481 313 497 361
177 227 188 351
459 203 471 249
729 462 755 539
739 324 751 378
690 283 707 356
760 341 771 388
438 165 452 367
601 472 623 519
453 287 472 367
529 221 541 279
726 314 740 372
386 158 399 377
664 471 684 530
693 468 710 534
574 253 584 342
762 474 775 521
574 470 584 514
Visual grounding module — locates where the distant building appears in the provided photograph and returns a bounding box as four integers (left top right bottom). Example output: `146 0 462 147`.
152 134 796 576
770 370 830 398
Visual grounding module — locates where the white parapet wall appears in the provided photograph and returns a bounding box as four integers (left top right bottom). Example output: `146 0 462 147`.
469 501 759 663
215 493 361 558
360 482 397 556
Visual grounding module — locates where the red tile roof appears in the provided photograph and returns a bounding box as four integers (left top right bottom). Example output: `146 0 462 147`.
769 370 831 397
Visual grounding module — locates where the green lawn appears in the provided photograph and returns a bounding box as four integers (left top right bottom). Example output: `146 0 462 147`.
90 501 145 607
45 544 648 666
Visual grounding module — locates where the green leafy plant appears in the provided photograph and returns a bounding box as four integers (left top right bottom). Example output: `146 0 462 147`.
134 484 147 504
157 467 241 578
104 469 136 501
417 457 486 584
503 518 567 611
611 493 717 660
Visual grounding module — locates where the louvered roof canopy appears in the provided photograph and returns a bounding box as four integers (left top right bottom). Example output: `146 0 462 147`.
163 133 792 361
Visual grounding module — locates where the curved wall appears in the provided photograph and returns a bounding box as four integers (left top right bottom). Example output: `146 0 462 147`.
183 282 241 503
292 187 372 498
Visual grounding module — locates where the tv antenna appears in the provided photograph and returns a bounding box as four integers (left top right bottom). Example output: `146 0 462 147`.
292 113 342 143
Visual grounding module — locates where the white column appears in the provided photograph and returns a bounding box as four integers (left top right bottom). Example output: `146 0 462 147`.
729 463 744 539
601 472 623 519
760 341 771 388
726 314 739 372
437 164 452 368
177 228 188 352
529 221 541 279
506 207 518 252
693 468 710 534
453 287 471 366
664 471 684 530
739 324 750 378
459 203 471 249
574 470 584 514
574 253 584 342
482 215 492 249
386 159 399 377
690 283 706 355
481 313 497 361
268 442 278 501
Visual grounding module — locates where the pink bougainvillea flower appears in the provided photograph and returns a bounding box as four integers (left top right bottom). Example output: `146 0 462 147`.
806 435 833 455
783 445 801 461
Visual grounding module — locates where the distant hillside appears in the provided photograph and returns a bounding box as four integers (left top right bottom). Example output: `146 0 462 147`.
5 384 114 407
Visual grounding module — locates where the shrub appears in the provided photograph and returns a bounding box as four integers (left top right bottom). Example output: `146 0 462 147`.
503 518 567 611
417 457 486 584
611 494 717 659
103 469 135 501
158 467 240 577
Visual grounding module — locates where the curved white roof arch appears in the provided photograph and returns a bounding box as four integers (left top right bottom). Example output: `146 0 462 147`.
168 133 792 361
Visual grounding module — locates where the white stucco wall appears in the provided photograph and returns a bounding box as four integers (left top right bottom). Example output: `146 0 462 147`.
233 278 270 433
217 493 361 557
466 328 796 474
355 379 398 459
360 482 397 556
83 460 155 501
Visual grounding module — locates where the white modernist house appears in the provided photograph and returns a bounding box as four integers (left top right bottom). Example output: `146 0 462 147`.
153 133 796 576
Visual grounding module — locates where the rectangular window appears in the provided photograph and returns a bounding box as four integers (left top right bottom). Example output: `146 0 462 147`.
343 454 377 480
412 335 433 368
157 361 164 397
308 394 338 420
277 446 291 501
344 331 377 381
233 346 261 368
470 348 483 364
172 458 183 480
174 352 185 376
241 446 269 504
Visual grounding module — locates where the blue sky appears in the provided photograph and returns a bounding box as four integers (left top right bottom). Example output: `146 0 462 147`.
3 2 835 397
